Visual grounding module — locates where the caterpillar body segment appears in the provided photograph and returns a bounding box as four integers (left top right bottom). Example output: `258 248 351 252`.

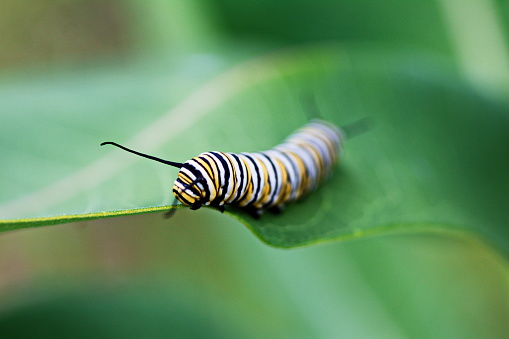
101 119 346 218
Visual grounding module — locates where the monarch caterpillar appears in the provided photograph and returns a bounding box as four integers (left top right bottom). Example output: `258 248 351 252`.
101 118 361 218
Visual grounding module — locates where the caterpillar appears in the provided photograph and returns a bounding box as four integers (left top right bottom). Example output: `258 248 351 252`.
101 119 348 218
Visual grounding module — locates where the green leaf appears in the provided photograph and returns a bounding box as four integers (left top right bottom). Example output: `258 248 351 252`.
213 0 452 54
1 45 508 250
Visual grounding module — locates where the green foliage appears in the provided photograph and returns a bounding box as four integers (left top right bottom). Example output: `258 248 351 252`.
1 1 509 337
1 45 508 251
211 0 453 53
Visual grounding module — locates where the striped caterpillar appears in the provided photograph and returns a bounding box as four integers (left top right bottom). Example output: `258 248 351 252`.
101 119 346 218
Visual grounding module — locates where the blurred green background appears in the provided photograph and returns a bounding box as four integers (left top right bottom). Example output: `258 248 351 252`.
1 0 509 338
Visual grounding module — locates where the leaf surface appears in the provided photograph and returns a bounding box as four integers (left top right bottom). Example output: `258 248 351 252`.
1 45 508 249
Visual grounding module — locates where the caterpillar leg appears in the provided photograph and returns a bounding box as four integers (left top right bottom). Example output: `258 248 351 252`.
268 205 285 215
190 202 202 210
208 201 226 213
243 206 262 219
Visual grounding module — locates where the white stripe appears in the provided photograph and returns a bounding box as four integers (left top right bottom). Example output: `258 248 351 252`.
222 153 242 204
250 152 277 206
187 157 217 204
264 149 298 198
228 153 248 203
237 154 261 206
207 152 230 206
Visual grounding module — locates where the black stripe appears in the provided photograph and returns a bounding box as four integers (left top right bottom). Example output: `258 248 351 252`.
268 152 294 203
241 153 262 206
182 163 209 202
261 153 280 208
178 172 201 196
173 188 193 205
278 151 296 188
230 153 246 202
209 152 230 206
280 149 304 192
220 152 238 203
196 157 217 203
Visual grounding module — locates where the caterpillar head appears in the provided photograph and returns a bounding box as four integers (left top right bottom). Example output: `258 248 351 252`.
99 142 216 213
100 141 205 209
172 163 207 210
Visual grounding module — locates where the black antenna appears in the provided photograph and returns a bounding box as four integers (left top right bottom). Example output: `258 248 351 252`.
100 142 184 168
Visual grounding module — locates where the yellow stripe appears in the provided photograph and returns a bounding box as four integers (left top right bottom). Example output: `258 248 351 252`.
236 156 254 206
179 191 196 204
178 172 193 185
284 150 309 198
221 153 238 204
193 156 214 179
272 157 290 206
257 157 271 206
201 153 221 191
189 156 218 202
307 142 327 181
